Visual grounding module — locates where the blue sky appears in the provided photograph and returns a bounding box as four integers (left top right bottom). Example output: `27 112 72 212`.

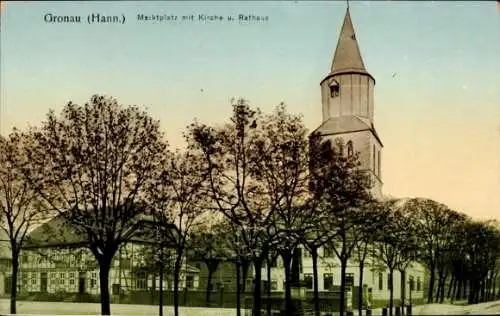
1 1 499 220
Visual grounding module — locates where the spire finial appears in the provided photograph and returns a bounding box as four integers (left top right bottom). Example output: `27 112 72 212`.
347 0 350 10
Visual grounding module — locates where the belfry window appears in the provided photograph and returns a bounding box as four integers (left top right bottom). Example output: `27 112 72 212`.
347 141 354 157
329 80 340 97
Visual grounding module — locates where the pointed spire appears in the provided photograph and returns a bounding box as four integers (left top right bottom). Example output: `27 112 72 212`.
331 6 367 73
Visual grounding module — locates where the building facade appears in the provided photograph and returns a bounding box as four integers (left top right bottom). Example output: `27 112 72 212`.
10 216 201 297
16 244 200 296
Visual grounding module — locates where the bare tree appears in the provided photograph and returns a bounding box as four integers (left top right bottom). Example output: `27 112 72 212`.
309 137 373 316
352 202 385 316
399 198 465 303
373 199 419 316
146 148 209 316
251 103 313 315
20 95 167 315
0 132 49 314
187 99 272 316
190 221 232 307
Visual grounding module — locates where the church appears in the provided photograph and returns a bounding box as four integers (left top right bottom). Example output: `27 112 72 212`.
300 4 426 305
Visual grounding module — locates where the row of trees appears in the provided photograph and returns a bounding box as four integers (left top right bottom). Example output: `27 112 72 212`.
1 95 500 316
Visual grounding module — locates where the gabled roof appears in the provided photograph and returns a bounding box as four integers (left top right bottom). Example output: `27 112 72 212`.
22 213 168 250
330 8 369 76
310 115 383 147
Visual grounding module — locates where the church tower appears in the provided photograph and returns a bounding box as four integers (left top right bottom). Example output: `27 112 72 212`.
311 6 383 198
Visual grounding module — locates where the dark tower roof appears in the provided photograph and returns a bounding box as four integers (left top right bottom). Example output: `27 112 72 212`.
330 7 369 76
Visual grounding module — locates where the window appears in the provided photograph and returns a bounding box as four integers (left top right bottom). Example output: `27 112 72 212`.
347 141 354 157
59 279 65 285
31 272 37 279
59 273 65 279
69 279 75 285
409 276 415 291
50 273 56 279
186 276 194 289
378 272 383 290
91 273 97 279
387 273 392 290
136 279 147 290
377 150 381 176
346 273 354 288
303 273 313 290
22 254 29 263
271 280 278 291
417 277 421 291
323 247 335 258
372 145 376 173
323 273 333 291
31 278 37 285
69 272 75 279
22 274 27 285
303 249 311 258
91 279 97 288
112 284 120 295
329 80 340 97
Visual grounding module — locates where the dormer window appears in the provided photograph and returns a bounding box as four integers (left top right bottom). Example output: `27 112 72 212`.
329 80 340 97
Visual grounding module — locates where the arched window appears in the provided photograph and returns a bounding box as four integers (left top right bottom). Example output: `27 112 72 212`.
329 80 340 97
347 140 354 157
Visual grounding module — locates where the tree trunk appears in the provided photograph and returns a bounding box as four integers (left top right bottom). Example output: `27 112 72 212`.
400 269 406 314
10 247 19 315
98 255 113 316
463 278 468 301
480 278 486 302
389 269 394 316
476 279 482 303
312 247 320 316
447 276 455 300
159 263 164 316
204 259 220 306
241 259 250 293
173 254 182 316
236 260 242 316
438 273 447 303
454 278 461 301
339 257 347 316
490 275 496 301
467 279 473 304
282 252 293 316
266 255 272 316
434 268 443 303
427 265 435 303
206 268 214 306
358 261 365 316
252 256 264 316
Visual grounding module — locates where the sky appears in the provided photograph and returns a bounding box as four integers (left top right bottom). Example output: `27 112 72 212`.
1 1 499 221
